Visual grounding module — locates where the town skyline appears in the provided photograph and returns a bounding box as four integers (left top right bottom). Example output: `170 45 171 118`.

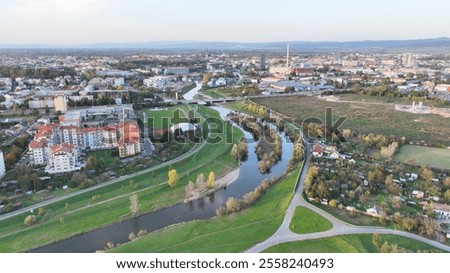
1 0 450 44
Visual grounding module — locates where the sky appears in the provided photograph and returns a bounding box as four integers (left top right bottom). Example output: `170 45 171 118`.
0 0 449 44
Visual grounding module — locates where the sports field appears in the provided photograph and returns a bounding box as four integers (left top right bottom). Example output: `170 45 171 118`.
395 145 450 170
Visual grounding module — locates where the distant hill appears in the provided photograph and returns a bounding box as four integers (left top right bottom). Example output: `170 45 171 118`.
1 38 450 53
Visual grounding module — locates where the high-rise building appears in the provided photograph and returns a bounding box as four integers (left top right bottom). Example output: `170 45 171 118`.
260 54 266 70
0 151 6 178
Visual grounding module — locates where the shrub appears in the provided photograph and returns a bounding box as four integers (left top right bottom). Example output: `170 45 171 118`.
24 215 36 226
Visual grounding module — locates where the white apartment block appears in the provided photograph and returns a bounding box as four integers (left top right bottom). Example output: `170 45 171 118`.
29 120 142 173
45 144 81 174
118 138 141 158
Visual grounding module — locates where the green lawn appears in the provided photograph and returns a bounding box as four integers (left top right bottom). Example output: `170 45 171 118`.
263 234 443 253
110 164 302 253
0 106 244 252
87 149 117 167
289 207 332 234
141 106 189 129
395 145 450 170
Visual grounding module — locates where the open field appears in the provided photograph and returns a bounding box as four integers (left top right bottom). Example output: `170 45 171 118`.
0 106 243 252
263 234 444 253
289 207 332 234
395 145 450 170
340 93 450 108
252 96 450 146
111 165 302 253
139 106 188 129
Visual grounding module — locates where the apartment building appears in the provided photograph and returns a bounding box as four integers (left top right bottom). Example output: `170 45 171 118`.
45 143 81 174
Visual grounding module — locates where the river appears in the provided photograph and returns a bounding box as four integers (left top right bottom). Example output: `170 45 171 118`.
182 81 201 100
31 106 293 253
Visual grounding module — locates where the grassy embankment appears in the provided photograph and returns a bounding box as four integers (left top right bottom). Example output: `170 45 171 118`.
263 234 444 253
111 164 302 253
289 207 332 234
0 106 243 252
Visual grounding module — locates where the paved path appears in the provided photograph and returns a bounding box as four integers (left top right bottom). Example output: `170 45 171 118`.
246 140 450 253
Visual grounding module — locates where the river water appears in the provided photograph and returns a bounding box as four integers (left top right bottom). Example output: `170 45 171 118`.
31 106 293 253
182 81 201 100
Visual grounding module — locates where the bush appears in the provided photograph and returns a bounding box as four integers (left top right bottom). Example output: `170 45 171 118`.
24 215 36 226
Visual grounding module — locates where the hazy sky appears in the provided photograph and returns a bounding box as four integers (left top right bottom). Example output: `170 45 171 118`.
1 0 449 44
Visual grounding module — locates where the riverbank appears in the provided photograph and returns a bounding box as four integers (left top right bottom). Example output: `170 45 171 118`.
110 163 302 253
0 106 245 252
184 167 240 203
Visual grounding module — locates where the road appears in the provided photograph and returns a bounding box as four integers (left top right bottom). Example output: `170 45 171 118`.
246 138 450 253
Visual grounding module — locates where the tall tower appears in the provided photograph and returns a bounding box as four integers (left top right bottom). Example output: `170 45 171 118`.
286 45 290 75
259 54 266 70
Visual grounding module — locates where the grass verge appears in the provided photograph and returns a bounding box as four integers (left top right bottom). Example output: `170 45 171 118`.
263 234 444 253
110 164 302 253
289 207 332 234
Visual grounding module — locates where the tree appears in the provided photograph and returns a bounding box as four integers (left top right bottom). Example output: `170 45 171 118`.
4 153 16 168
129 193 139 217
185 181 195 199
202 73 212 86
207 171 215 188
329 199 337 208
230 144 240 161
419 218 439 239
401 216 418 231
258 107 265 116
419 166 433 183
168 169 179 188
342 129 352 139
195 173 206 189
443 177 450 189
24 215 36 226
372 233 381 249
445 189 450 203
38 207 46 217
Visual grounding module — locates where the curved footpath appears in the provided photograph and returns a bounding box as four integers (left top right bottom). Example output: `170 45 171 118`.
246 143 450 253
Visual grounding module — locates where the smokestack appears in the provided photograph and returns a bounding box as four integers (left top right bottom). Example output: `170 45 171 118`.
286 44 290 75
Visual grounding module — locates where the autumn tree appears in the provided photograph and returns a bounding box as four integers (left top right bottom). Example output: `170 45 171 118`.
130 193 139 217
38 207 46 217
24 215 36 226
329 199 337 208
443 177 450 189
342 129 352 139
444 189 450 202
230 144 240 161
196 173 206 189
207 171 215 188
168 169 179 188
185 181 195 199
419 218 439 239
372 233 381 249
